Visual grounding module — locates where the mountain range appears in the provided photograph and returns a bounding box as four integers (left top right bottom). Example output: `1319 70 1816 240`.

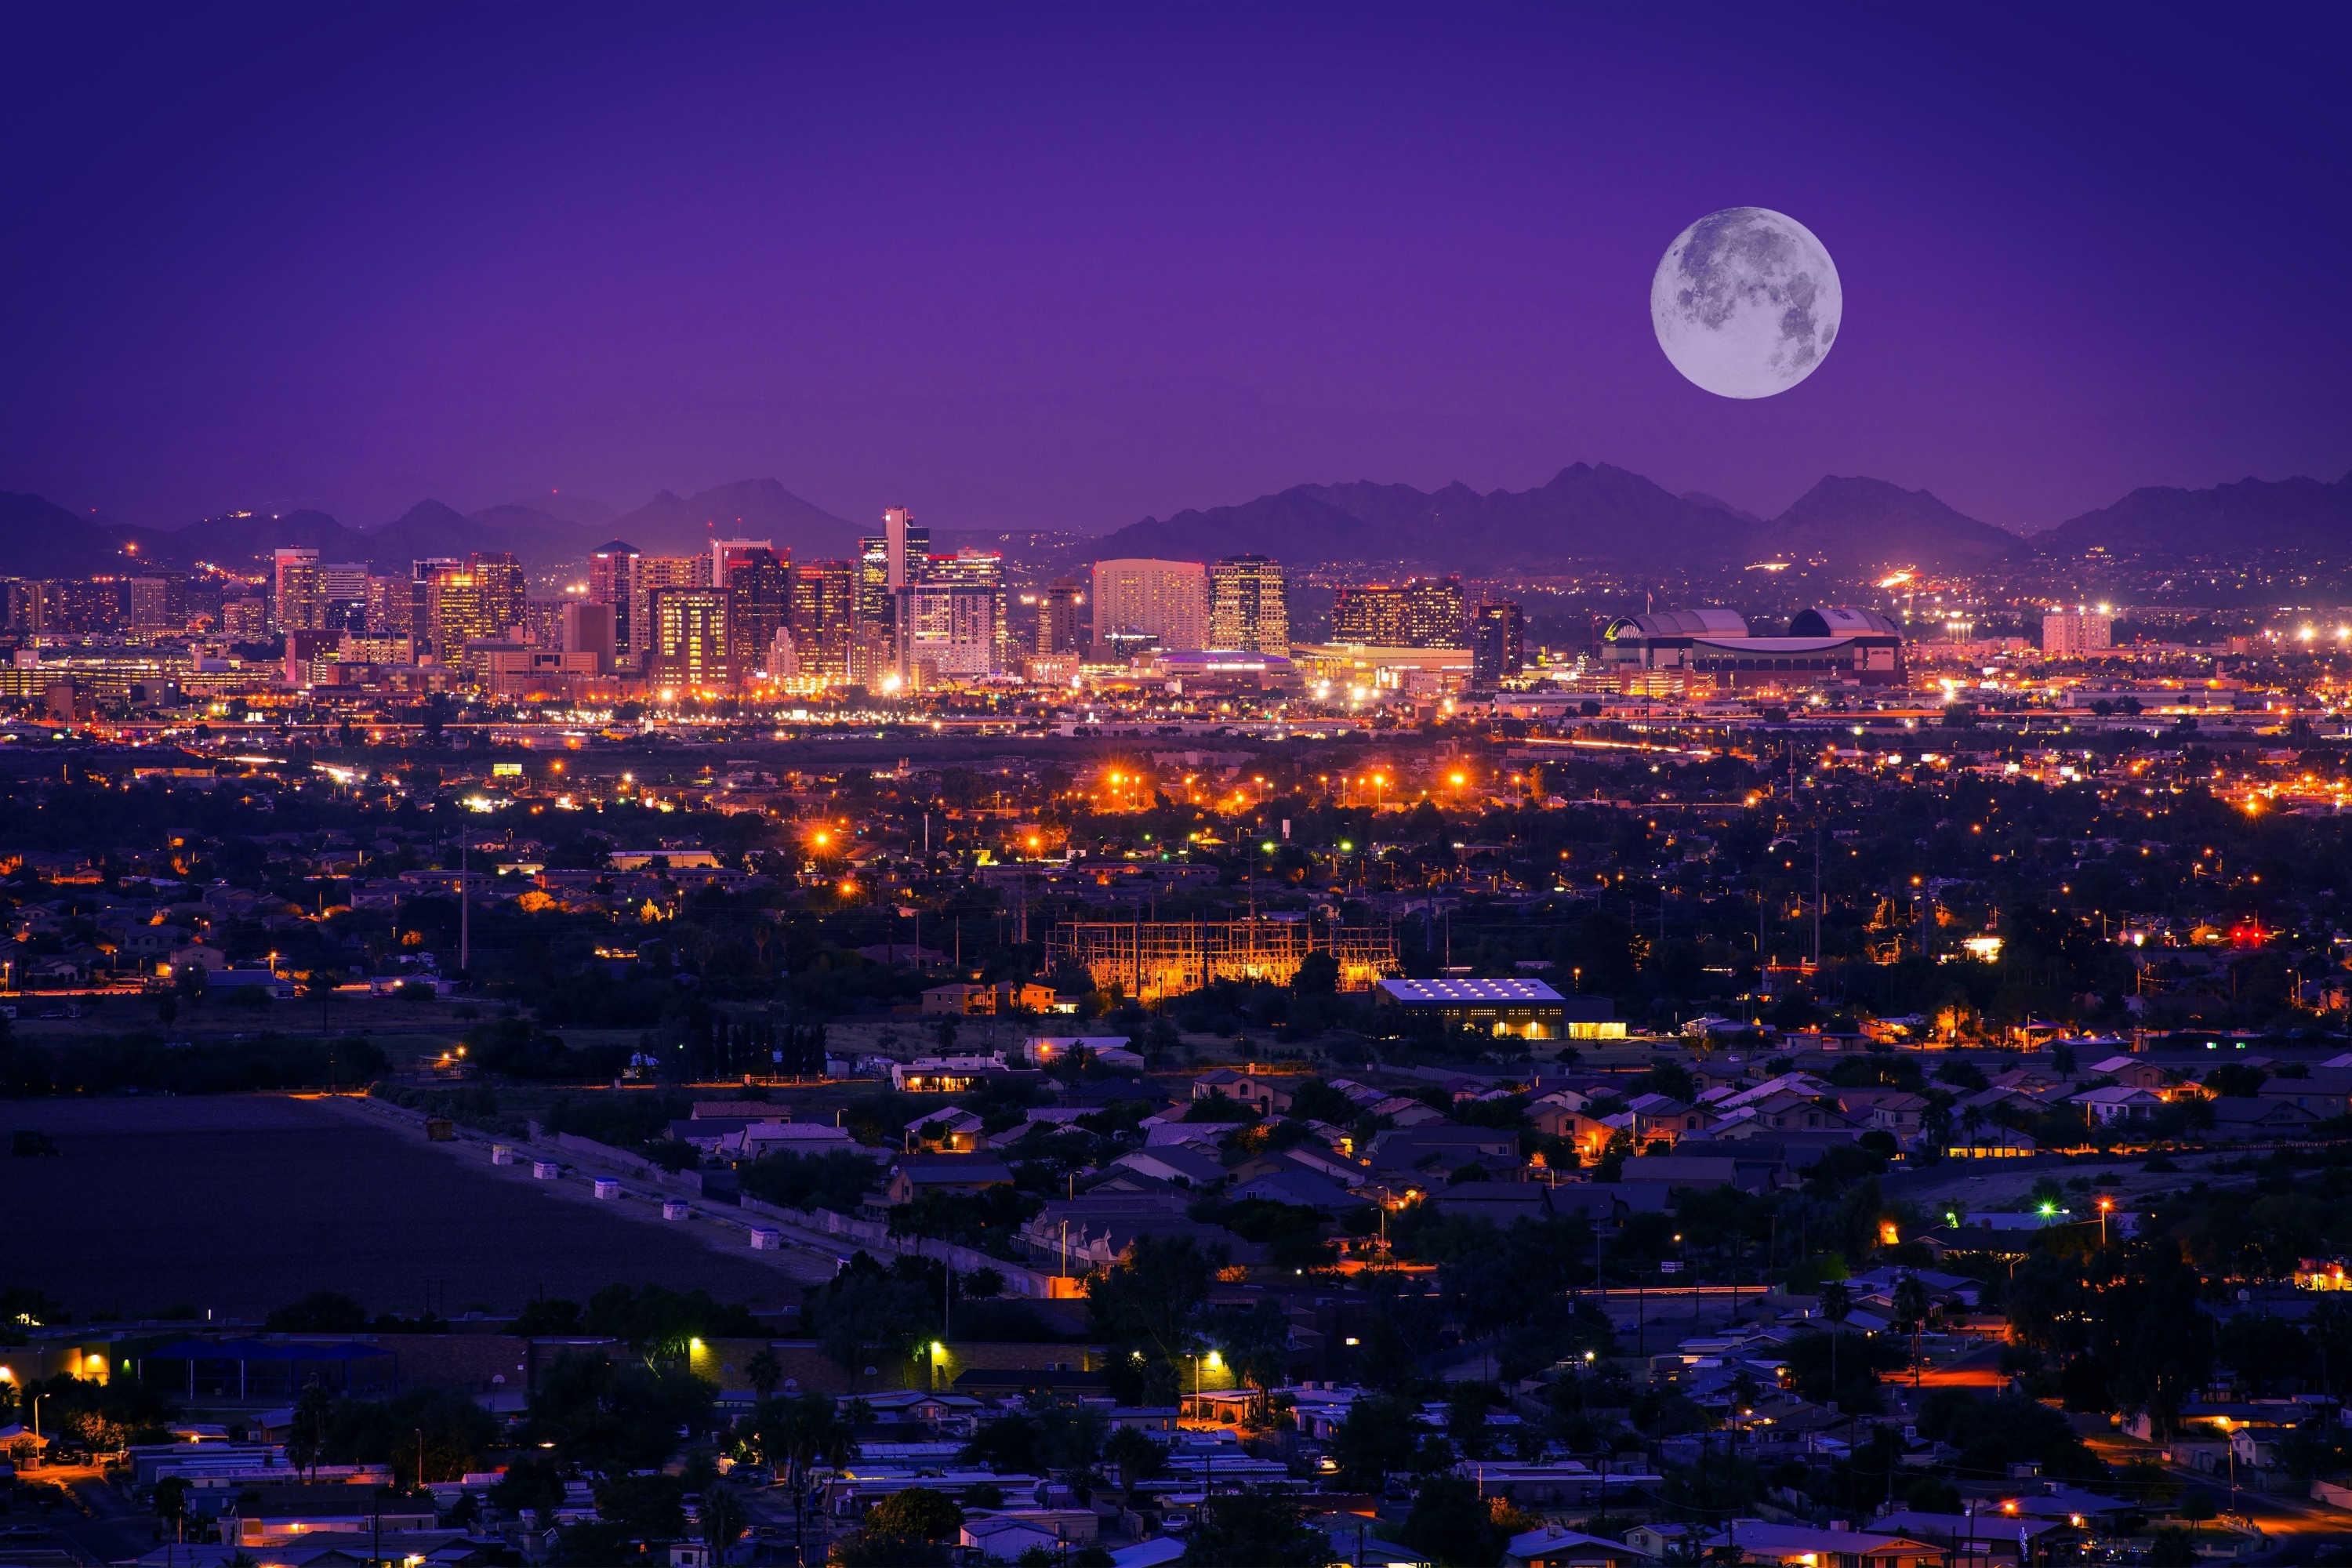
0 481 865 579
2 465 2347 579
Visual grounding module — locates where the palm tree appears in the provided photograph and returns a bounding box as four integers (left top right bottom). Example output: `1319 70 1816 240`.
745 1348 782 1400
1892 1275 1932 1388
1820 1280 1853 1402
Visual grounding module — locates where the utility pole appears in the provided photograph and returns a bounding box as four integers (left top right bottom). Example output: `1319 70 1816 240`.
1812 826 1821 967
459 827 469 975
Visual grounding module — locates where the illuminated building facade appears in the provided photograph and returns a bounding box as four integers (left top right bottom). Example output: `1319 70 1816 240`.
1600 606 1904 688
1050 919 1398 1001
589 539 642 666
725 547 793 673
1208 554 1288 656
1089 558 1205 659
790 559 855 680
272 548 321 633
1469 601 1525 684
648 586 732 691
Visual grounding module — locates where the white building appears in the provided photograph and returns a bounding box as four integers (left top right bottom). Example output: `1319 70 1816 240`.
1089 558 1206 658
2042 607 2114 656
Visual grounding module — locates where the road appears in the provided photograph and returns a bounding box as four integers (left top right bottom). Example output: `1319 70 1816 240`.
2 1465 163 1566
2082 1438 2352 1542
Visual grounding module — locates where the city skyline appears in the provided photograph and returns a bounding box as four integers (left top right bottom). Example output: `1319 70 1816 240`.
4 5 2350 537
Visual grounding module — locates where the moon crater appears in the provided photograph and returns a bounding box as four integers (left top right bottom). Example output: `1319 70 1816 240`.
1651 207 1841 399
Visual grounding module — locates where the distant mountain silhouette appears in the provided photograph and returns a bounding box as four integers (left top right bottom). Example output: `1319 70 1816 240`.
0 492 138 576
612 480 860 559
1762 476 2026 570
1094 464 1759 568
492 492 615 528
1091 463 2024 569
2041 471 2352 555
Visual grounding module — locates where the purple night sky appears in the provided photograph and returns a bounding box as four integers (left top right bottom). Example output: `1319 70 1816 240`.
4 4 2348 536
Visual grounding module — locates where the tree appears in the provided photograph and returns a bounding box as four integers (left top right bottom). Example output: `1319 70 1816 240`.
267 1290 369 1333
1400 1474 1508 1568
747 1392 853 1487
1089 1234 1218 1403
1181 1487 1327 1566
1820 1280 1853 1399
488 1453 566 1519
866 1486 964 1541
1329 1392 1423 1490
304 967 342 1036
285 1381 334 1481
746 1347 783 1399
1102 1428 1169 1490
594 1472 686 1541
701 1482 749 1556
1207 1298 1291 1418
1891 1275 1932 1388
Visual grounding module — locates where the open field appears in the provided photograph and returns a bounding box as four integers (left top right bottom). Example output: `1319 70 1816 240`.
0 1094 814 1320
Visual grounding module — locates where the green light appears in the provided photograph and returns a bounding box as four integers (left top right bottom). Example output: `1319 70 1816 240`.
1340 841 1353 851
2038 1203 2056 1216
1262 842 1276 852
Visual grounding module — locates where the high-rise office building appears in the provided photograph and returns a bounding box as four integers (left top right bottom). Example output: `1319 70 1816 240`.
589 539 642 665
1088 558 1206 658
126 578 176 633
561 601 615 671
405 558 461 648
1333 576 1465 648
1208 555 1287 655
711 538 775 590
317 561 369 632
633 555 705 670
1405 576 1467 648
896 581 1001 682
1469 601 1526 684
790 559 855 681
1042 577 1086 655
648 586 731 690
912 550 1007 673
425 552 525 656
726 547 793 675
884 507 924 592
272 548 321 633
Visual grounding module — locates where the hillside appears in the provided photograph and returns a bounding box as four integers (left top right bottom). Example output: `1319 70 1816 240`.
611 480 859 560
2041 471 2352 556
1762 476 2025 571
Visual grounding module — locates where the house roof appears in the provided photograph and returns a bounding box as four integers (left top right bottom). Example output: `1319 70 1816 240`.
1377 977 1565 1004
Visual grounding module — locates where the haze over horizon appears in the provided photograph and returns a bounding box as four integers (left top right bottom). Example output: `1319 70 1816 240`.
5 4 2350 539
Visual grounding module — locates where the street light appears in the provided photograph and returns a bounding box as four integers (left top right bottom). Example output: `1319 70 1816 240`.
2097 1196 2112 1247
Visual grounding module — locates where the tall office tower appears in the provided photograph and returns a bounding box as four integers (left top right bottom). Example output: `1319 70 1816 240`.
896 580 1001 682
633 554 705 670
272 548 321 633
5 580 49 634
2042 607 2114 656
711 537 776 589
1333 576 1465 647
426 563 496 655
1330 583 1409 644
855 534 892 626
1469 601 1526 684
882 507 927 592
725 546 793 674
126 578 176 633
521 599 568 648
1207 555 1288 655
317 561 370 632
789 558 855 681
1042 577 1086 655
469 551 527 637
561 601 615 671
1088 558 1207 658
363 575 401 635
589 539 642 665
220 596 269 641
915 550 1007 670
1404 575 1467 647
406 557 461 650
648 586 732 690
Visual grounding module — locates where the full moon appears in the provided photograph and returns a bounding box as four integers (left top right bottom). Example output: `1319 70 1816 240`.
1651 207 1841 398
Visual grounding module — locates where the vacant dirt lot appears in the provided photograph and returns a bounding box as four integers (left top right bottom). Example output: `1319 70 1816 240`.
0 1094 807 1320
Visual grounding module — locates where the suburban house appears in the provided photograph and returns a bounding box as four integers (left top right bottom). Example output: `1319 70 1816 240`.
1190 1069 1294 1115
